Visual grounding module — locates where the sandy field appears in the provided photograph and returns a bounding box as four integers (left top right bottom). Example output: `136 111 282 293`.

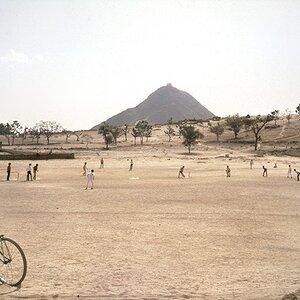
0 143 300 300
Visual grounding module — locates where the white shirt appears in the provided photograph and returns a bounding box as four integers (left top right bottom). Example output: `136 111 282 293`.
87 171 95 180
26 165 32 172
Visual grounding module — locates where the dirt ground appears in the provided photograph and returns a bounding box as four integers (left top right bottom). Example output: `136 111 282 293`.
0 144 300 300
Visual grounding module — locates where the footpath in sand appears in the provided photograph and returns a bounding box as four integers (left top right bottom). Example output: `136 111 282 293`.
0 147 300 300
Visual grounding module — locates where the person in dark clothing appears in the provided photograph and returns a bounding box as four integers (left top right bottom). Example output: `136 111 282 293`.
226 165 231 177
33 164 39 180
262 165 268 177
294 169 300 181
129 159 133 171
7 162 11 181
178 166 185 178
100 158 104 169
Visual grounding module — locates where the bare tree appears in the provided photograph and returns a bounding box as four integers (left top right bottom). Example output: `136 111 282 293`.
164 125 175 141
10 120 23 145
164 118 175 142
285 109 292 125
21 126 29 145
248 115 274 151
36 121 63 145
73 131 83 142
82 133 93 148
63 130 73 143
30 126 43 144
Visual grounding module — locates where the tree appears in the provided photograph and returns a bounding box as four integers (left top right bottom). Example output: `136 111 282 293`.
243 115 252 131
226 114 244 139
36 121 63 145
164 125 175 142
98 122 113 150
131 127 140 146
29 126 43 144
209 122 225 142
177 124 184 138
271 110 280 126
21 126 29 145
285 109 292 125
10 120 23 145
144 125 152 142
134 120 152 144
110 126 122 144
73 131 83 142
248 114 274 151
0 123 12 145
296 104 300 115
82 133 93 148
63 130 73 143
122 124 129 141
181 125 204 154
164 118 176 142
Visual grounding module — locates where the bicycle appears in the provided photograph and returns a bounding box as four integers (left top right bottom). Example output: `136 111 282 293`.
0 235 27 286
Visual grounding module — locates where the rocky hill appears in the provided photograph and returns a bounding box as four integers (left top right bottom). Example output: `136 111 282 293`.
92 84 215 129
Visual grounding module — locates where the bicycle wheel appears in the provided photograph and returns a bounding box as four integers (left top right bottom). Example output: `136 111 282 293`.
0 237 27 286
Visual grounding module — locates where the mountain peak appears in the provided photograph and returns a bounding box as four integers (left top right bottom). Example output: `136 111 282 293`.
91 85 215 129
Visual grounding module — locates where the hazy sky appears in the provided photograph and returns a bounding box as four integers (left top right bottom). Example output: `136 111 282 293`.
1 0 300 130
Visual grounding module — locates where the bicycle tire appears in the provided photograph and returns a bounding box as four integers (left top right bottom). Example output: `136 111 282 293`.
0 237 27 286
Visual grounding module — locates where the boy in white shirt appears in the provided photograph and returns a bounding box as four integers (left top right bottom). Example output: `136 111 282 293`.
85 169 95 190
287 165 292 178
26 163 33 181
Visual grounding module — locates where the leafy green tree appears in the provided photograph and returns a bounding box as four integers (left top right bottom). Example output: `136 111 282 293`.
0 123 12 145
144 125 152 142
226 114 244 139
98 122 113 149
209 122 225 142
122 124 129 141
248 114 274 151
131 127 140 145
181 125 204 153
134 120 152 144
110 126 122 144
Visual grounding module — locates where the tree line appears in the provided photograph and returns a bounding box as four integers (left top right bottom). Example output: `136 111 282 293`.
0 120 83 146
1 105 299 152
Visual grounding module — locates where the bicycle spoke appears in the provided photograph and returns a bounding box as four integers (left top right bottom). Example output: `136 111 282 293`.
0 237 27 286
